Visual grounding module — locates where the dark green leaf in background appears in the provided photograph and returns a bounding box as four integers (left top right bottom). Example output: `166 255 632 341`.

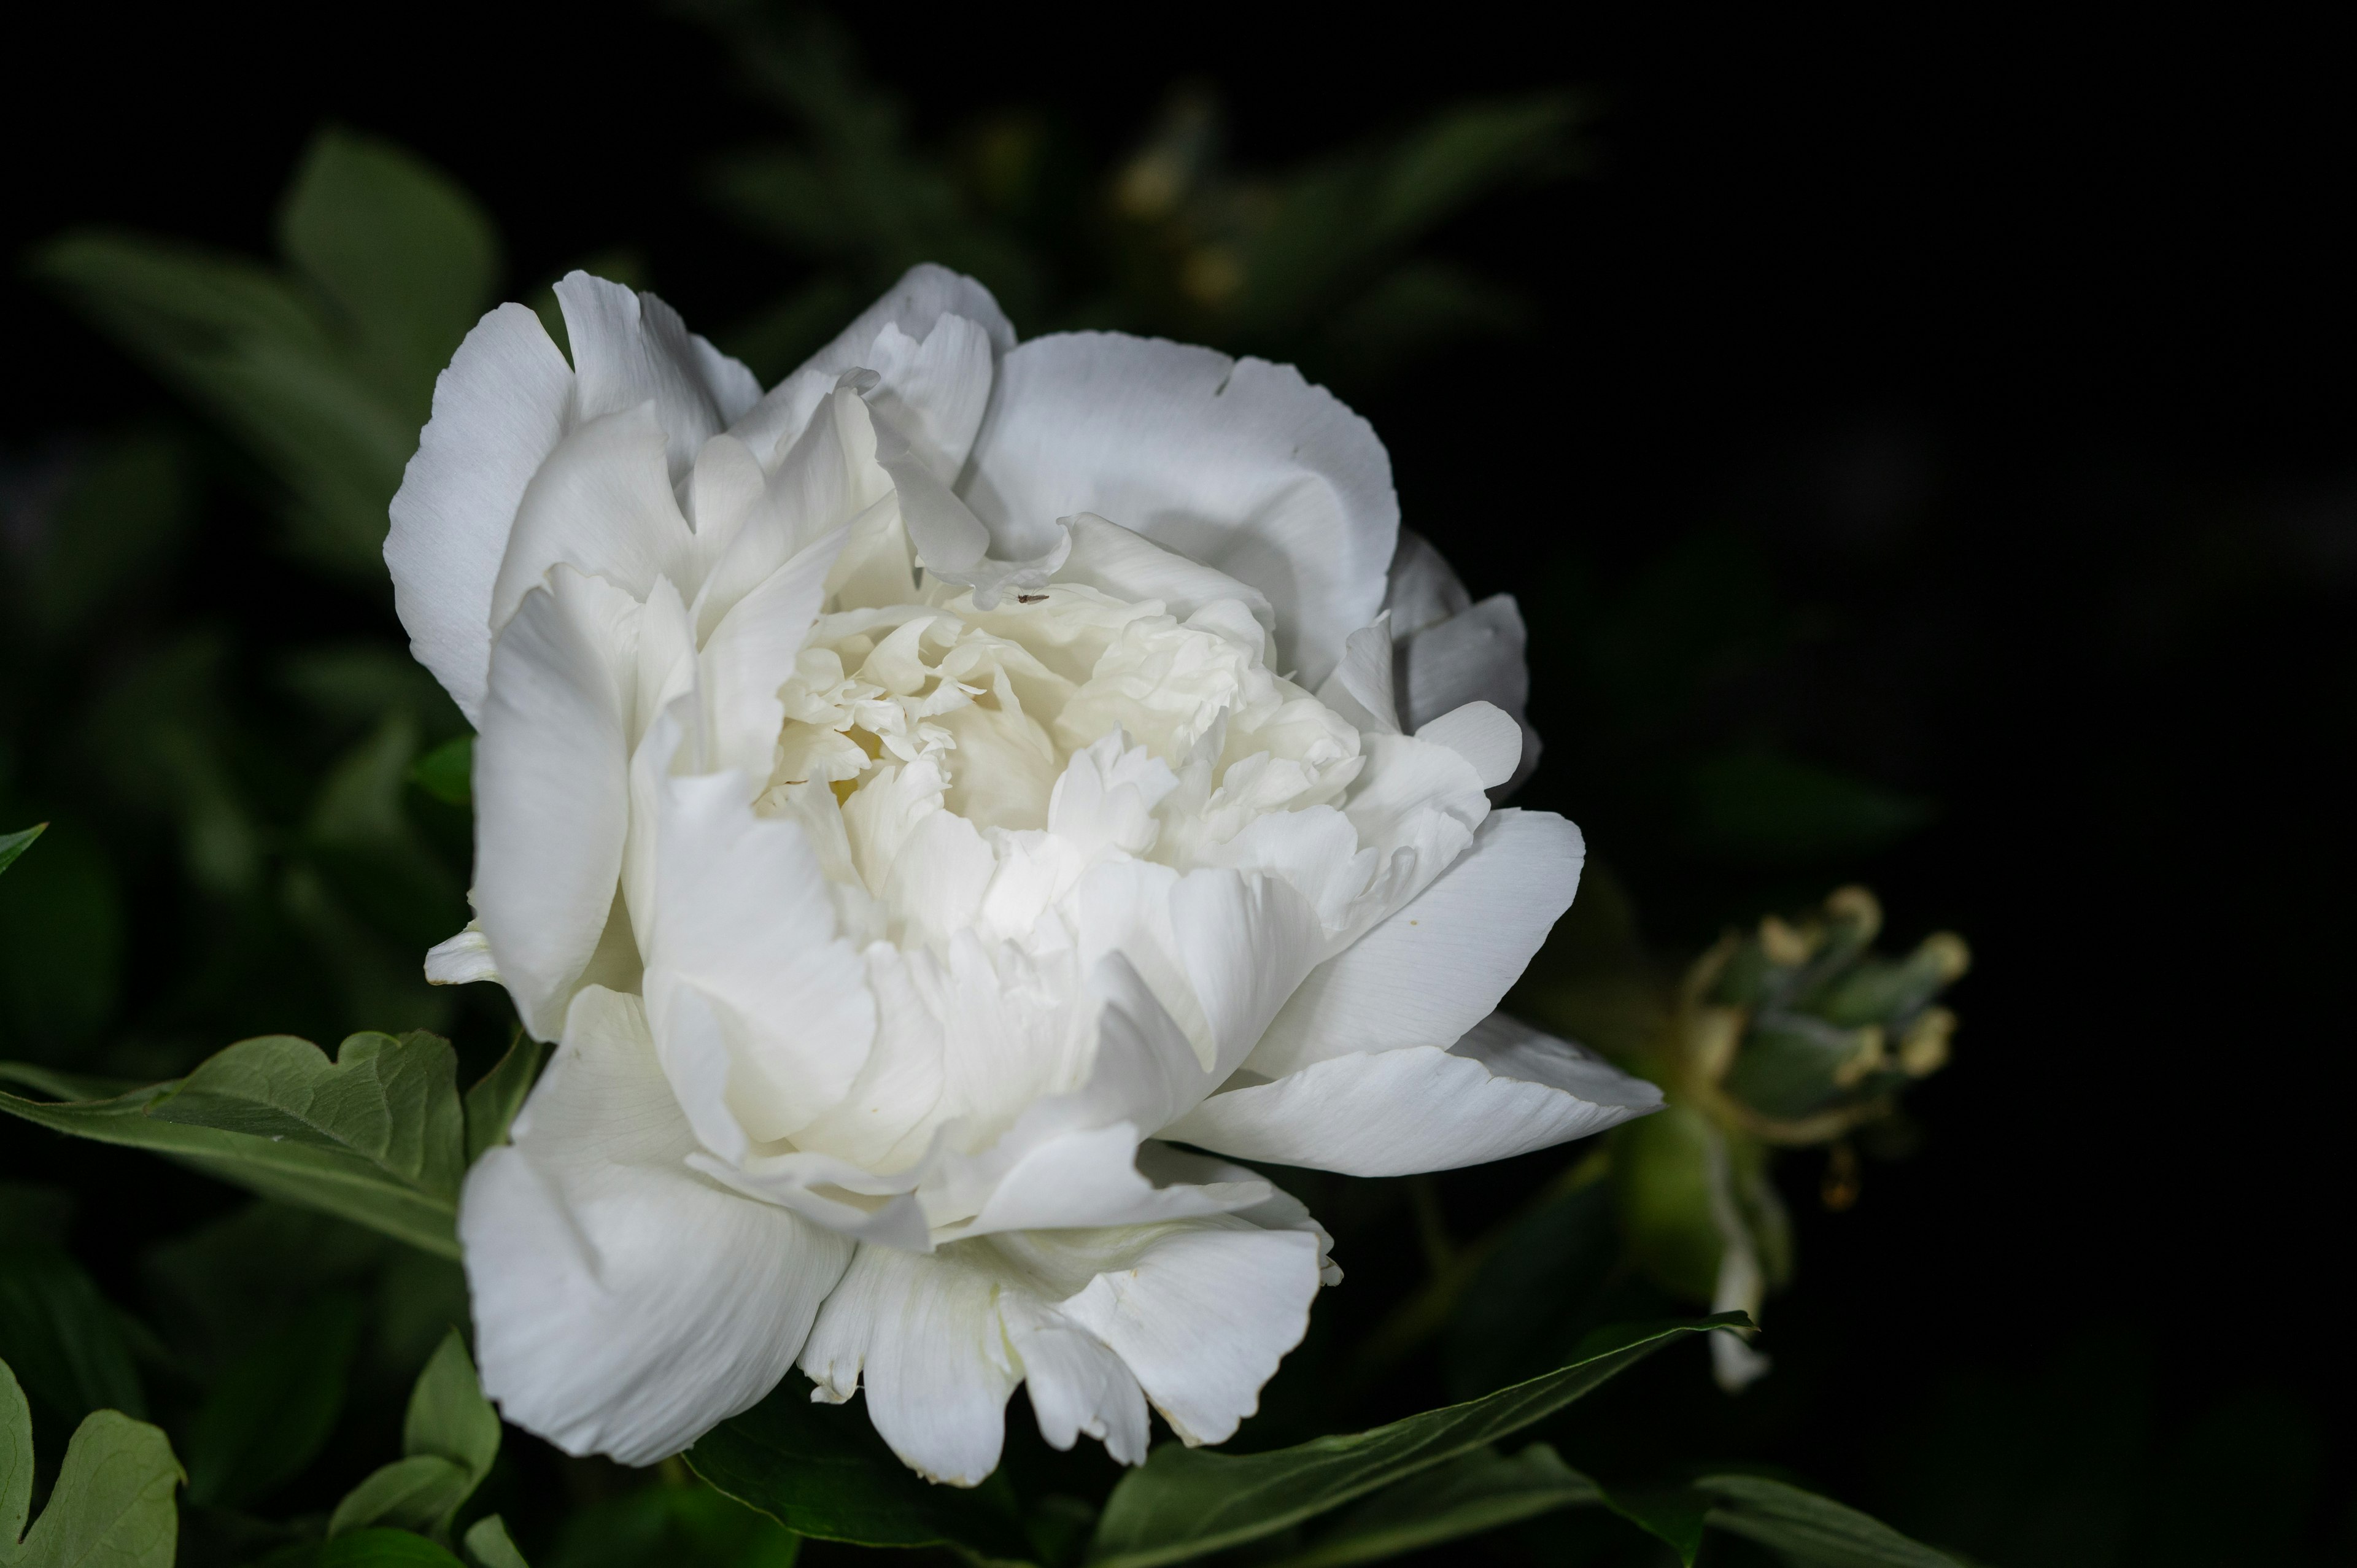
2 1357 30 1547
1695 1473 1964 1567
311 1528 470 1567
0 1242 147 1427
329 1328 498 1542
543 1483 800 1568
403 1329 501 1483
149 1030 466 1203
1601 1484 1711 1566
687 1374 1031 1559
33 128 496 576
0 821 124 1060
0 827 44 880
408 736 473 809
183 1291 363 1508
328 1456 478 1540
461 1515 531 1568
4 433 191 646
1265 1442 1602 1568
1085 1316 1743 1568
462 1034 544 1165
1 1045 462 1259
276 129 501 422
2 1357 182 1568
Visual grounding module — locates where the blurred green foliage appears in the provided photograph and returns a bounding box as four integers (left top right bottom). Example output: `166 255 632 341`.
4 7 2258 1565
686 2 1590 391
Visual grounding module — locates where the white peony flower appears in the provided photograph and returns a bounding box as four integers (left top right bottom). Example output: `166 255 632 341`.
390 265 1662 1483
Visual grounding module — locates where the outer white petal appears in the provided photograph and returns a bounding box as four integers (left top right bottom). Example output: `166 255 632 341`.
555 272 761 481
642 772 876 1145
1166 1015 1661 1176
385 303 574 725
462 986 853 1466
1248 808 1582 1078
1382 528 1472 637
798 1242 1018 1486
731 264 1016 466
424 924 497 985
1415 700 1522 790
802 1208 1325 1483
1382 530 1539 793
474 568 639 1040
488 404 694 640
805 263 1018 374
962 333 1397 686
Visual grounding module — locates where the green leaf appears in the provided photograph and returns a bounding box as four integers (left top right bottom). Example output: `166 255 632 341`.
33 232 411 577
277 128 500 419
1611 1104 1728 1302
3 1359 31 1548
183 1291 362 1508
408 736 473 809
1 1378 182 1568
11 434 192 643
1 1059 460 1260
462 1515 530 1568
1085 1316 1743 1568
544 1483 800 1568
463 1035 544 1165
0 820 125 1051
1266 1443 1601 1568
0 1244 147 1426
1603 1485 1711 1566
402 1330 499 1484
1695 1475 1964 1567
149 1030 466 1202
313 1529 470 1567
328 1456 476 1539
309 711 468 952
686 1375 1031 1559
0 827 44 879
331 1329 498 1542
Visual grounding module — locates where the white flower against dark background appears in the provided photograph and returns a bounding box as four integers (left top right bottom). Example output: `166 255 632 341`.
389 265 1659 1483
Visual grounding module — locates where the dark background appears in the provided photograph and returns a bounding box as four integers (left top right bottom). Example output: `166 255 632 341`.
6 4 2352 1561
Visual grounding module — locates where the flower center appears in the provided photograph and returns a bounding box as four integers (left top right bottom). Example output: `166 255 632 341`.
755 582 1361 950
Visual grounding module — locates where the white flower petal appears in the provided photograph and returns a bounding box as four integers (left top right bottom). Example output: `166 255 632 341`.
1041 1218 1323 1446
462 986 853 1466
806 263 1018 376
1248 808 1582 1078
696 528 851 783
1415 700 1522 790
555 272 760 481
1315 616 1402 735
1166 1016 1659 1176
1055 513 1276 658
424 924 497 986
963 333 1396 686
475 568 640 1039
694 385 884 636
487 403 693 641
799 1242 1018 1486
643 773 877 1144
1382 528 1472 637
385 303 573 725
731 265 1016 467
803 1207 1326 1483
